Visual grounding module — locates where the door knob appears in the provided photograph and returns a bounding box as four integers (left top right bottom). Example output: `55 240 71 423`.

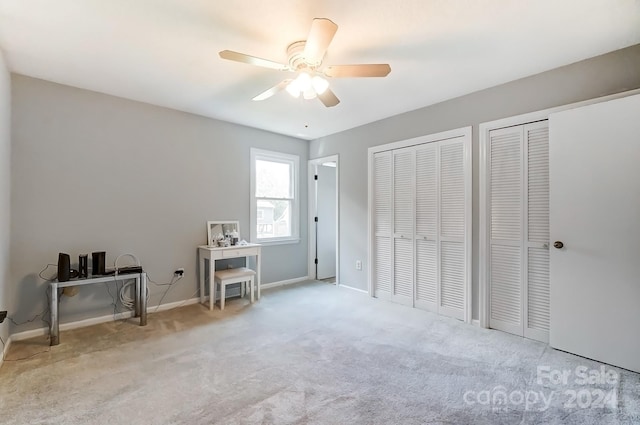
553 241 564 249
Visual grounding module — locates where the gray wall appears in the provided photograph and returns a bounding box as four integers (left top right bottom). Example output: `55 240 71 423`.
310 44 640 320
10 75 308 332
0 51 10 347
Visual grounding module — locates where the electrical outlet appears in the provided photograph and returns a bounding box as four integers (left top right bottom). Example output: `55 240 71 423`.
355 260 362 271
0 311 7 324
174 268 184 276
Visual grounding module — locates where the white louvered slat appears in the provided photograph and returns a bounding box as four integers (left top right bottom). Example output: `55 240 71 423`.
374 236 391 296
373 152 392 235
527 124 550 243
394 150 414 236
394 238 413 302
527 247 550 332
440 142 465 239
440 241 465 318
490 129 522 241
415 239 437 307
415 145 437 237
490 244 522 332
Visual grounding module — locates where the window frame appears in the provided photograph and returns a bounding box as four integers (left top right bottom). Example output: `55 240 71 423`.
250 148 300 245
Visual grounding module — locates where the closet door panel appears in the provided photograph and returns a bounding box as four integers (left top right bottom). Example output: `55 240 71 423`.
438 139 466 319
393 238 414 305
526 247 550 337
374 236 392 299
440 241 465 319
489 127 523 335
524 122 550 342
393 150 414 237
415 145 437 311
440 141 465 240
490 244 522 335
392 149 414 305
372 152 392 299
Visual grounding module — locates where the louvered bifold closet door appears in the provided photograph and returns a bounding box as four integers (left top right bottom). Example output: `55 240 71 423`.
373 151 392 300
489 127 524 336
524 121 550 342
392 148 415 306
414 144 438 312
438 138 467 320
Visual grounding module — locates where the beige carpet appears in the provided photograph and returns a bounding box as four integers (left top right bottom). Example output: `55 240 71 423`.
1 281 639 424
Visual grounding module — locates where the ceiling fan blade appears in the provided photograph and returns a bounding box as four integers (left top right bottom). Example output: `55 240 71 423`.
318 88 340 107
303 18 338 65
324 64 391 78
219 50 288 71
252 79 293 101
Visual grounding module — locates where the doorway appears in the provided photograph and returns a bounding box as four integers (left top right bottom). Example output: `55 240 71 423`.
308 155 339 284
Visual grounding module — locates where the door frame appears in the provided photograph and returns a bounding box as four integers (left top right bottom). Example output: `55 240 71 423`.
478 88 640 329
367 126 472 322
308 155 340 284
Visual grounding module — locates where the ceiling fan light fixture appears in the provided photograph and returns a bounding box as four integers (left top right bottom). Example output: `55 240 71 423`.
302 87 317 100
311 76 329 95
286 80 301 98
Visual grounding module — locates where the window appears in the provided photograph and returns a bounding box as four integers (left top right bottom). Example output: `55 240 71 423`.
250 148 300 244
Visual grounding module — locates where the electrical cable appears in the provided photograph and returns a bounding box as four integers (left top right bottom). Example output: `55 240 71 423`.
153 274 183 312
38 263 58 281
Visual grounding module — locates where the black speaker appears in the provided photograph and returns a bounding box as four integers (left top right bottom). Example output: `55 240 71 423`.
58 253 71 282
78 254 88 278
92 251 106 276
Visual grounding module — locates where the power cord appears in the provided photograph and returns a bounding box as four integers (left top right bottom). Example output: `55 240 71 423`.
38 263 58 281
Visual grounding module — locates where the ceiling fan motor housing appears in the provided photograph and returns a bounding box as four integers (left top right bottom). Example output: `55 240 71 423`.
287 41 321 71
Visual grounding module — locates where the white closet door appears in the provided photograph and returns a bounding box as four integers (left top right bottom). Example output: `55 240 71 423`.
524 122 550 342
438 138 466 320
414 144 438 312
489 127 523 335
392 148 414 306
373 151 392 300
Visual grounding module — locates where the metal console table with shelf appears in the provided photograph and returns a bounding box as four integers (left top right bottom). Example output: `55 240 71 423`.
49 272 148 346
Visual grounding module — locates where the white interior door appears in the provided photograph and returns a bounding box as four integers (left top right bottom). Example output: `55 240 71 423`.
438 139 467 320
487 121 550 342
372 151 392 300
316 164 336 280
414 144 438 312
392 148 415 306
549 94 640 373
489 126 524 336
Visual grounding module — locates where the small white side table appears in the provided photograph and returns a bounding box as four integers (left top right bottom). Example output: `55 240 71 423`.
198 244 262 308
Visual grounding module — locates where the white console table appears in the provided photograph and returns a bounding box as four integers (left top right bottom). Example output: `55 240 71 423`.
49 272 147 346
198 244 262 308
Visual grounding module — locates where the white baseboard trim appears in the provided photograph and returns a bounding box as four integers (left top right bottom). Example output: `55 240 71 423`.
261 276 311 290
337 284 368 294
10 297 202 343
472 319 480 327
147 297 201 313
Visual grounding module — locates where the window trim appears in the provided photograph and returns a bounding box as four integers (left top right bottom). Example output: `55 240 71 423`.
250 148 300 245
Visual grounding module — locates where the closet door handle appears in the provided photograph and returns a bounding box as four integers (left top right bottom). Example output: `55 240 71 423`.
553 241 564 249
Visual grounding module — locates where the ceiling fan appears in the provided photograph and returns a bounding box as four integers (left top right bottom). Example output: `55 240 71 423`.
219 18 391 107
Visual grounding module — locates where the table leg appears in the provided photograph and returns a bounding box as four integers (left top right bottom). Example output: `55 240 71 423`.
209 258 216 310
199 251 205 305
134 275 141 318
256 252 261 300
50 283 59 346
140 272 147 326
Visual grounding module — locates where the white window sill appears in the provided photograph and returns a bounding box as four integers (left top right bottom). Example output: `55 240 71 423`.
254 238 301 246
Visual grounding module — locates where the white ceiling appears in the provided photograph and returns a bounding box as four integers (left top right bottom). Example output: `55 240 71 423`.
1 1 639 140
